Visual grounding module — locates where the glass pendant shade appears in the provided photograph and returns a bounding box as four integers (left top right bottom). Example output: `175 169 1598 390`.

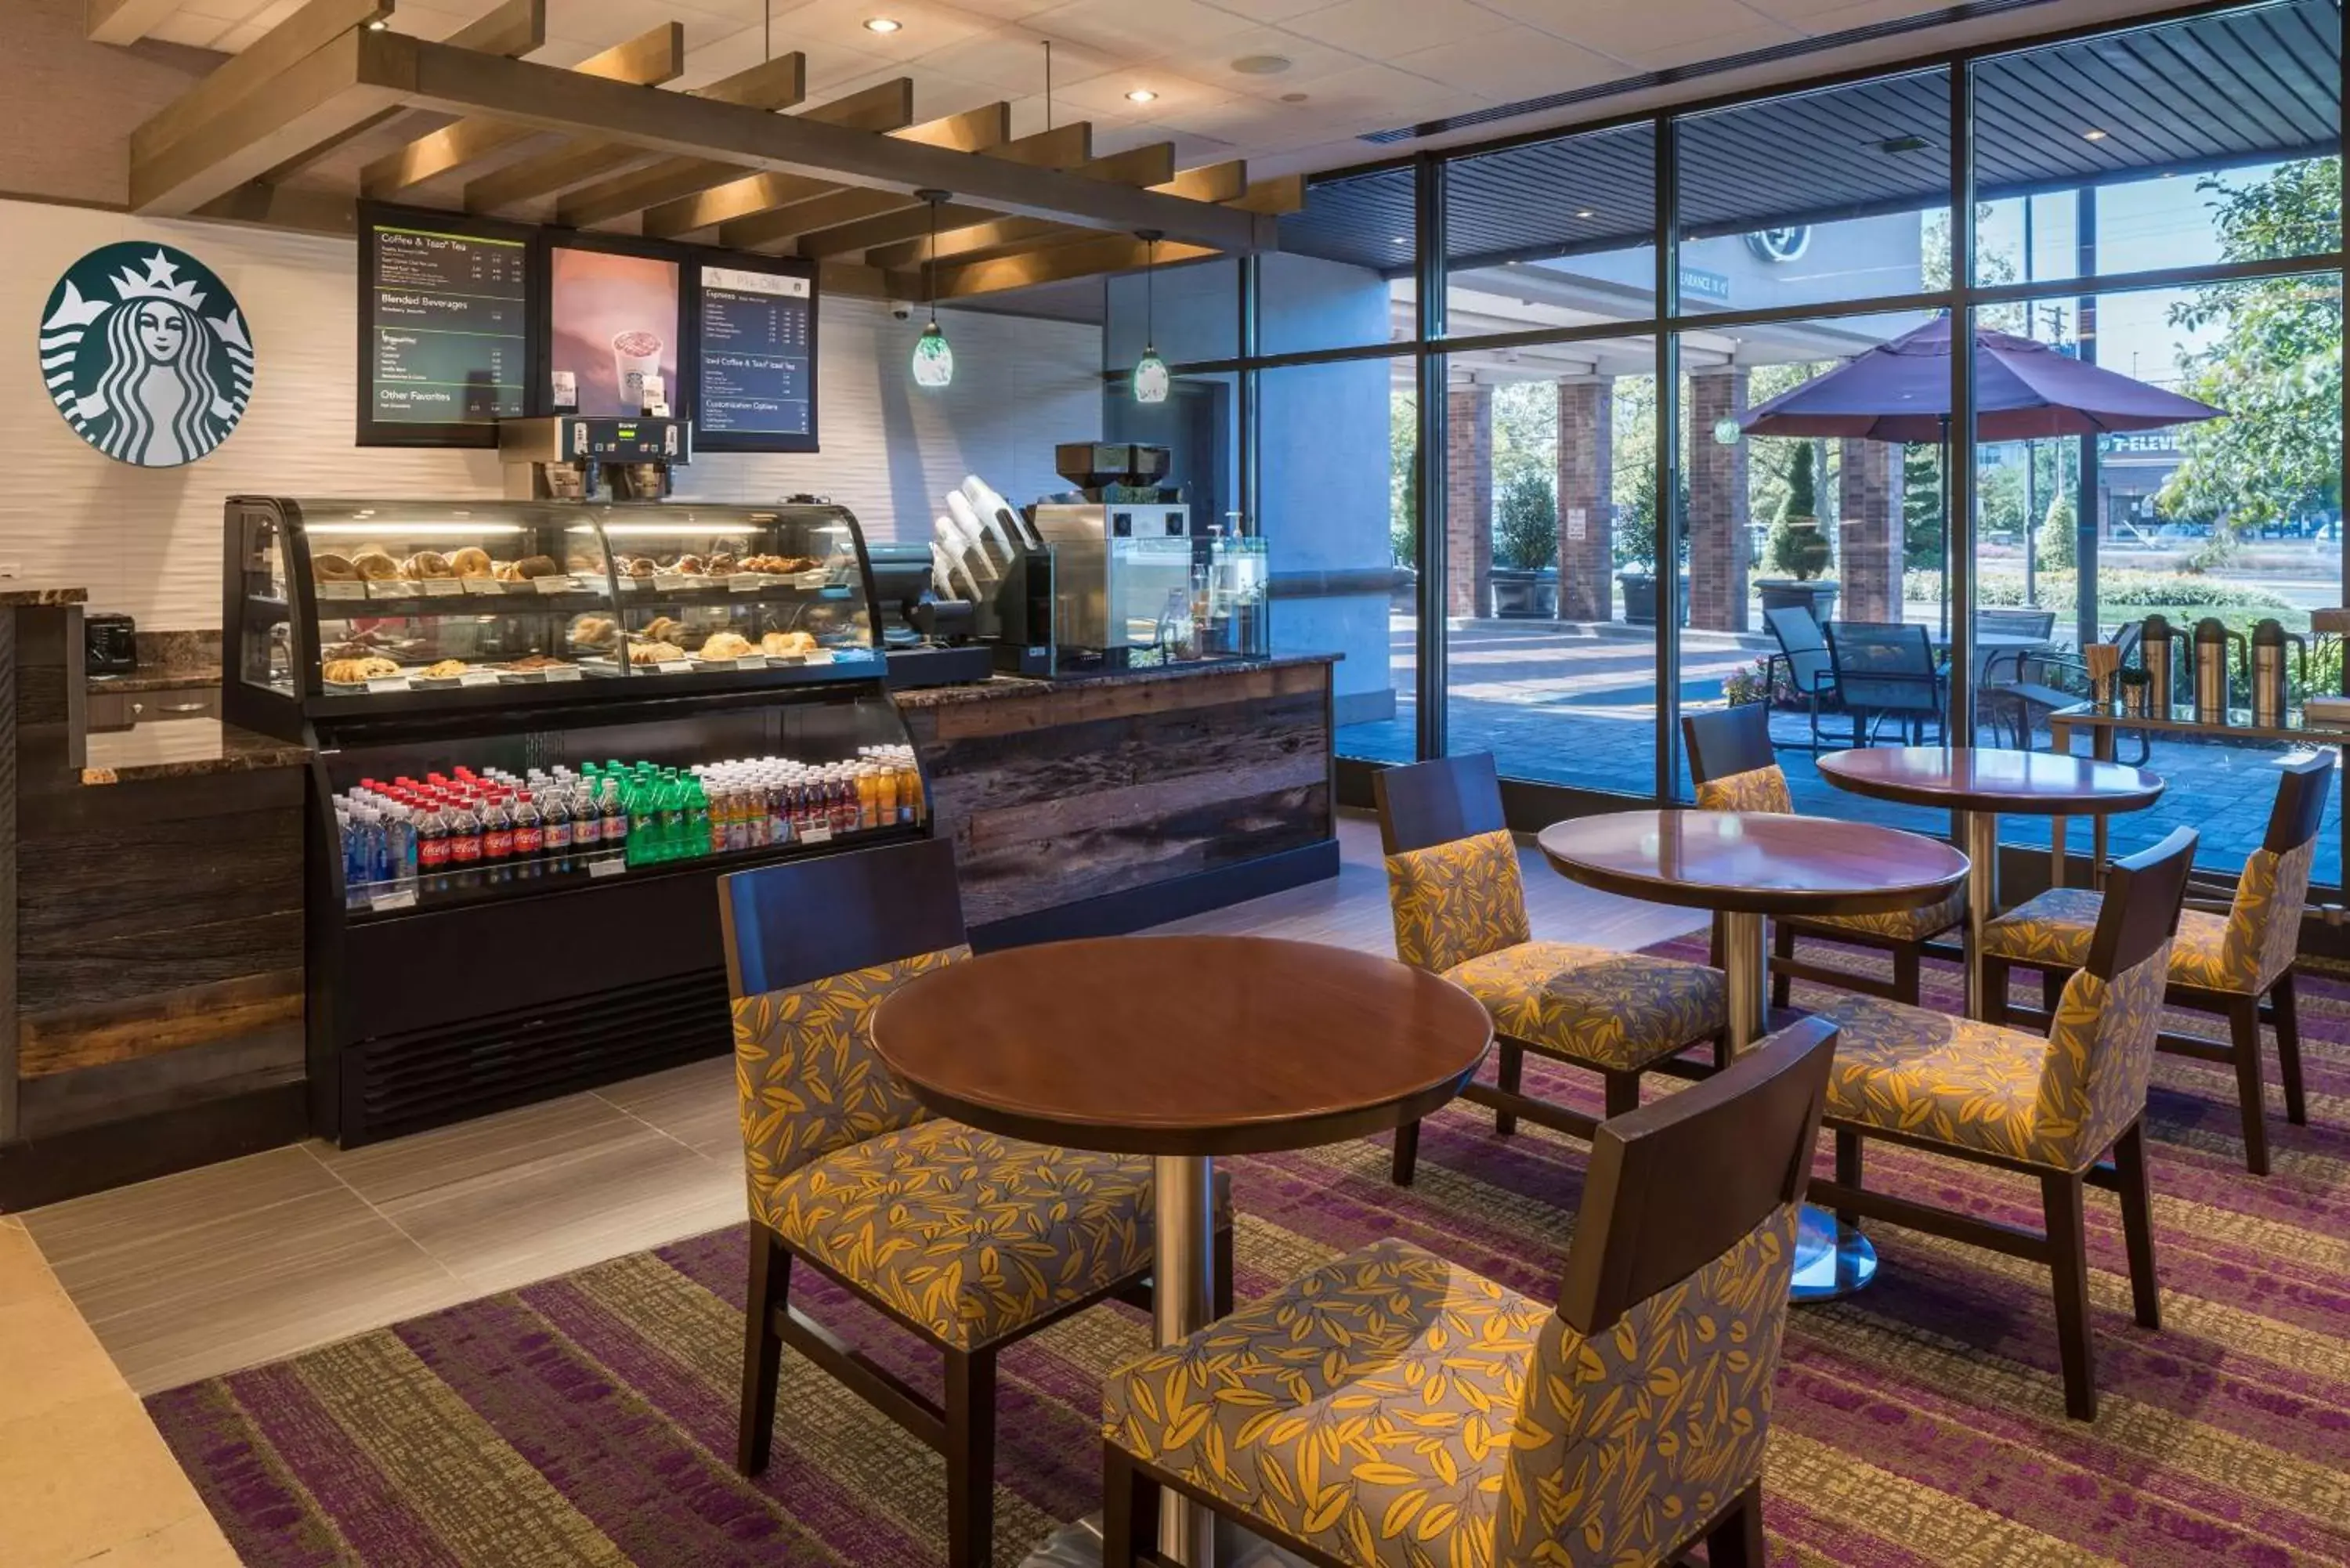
911 321 954 388
1133 347 1170 404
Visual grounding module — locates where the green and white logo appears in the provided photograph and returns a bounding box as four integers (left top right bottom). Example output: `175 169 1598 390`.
39 243 253 468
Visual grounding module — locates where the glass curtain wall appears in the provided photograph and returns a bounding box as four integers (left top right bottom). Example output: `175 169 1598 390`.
1108 0 2343 880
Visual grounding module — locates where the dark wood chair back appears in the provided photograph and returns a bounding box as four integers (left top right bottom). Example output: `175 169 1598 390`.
2084 828 2197 982
1374 753 1506 856
2262 754 2334 856
719 837 967 998
1555 1017 1837 1335
1764 605 1834 693
1826 621 1941 714
1681 703 1776 787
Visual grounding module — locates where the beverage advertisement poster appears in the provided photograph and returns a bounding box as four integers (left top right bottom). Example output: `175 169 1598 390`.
548 246 681 417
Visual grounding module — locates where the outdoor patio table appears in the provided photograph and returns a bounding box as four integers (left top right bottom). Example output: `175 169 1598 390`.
871 934 1491 1568
1537 808 1968 1300
1816 746 2164 1020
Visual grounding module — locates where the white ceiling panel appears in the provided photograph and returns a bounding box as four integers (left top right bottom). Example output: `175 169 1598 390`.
1280 0 1516 60
1387 28 1617 100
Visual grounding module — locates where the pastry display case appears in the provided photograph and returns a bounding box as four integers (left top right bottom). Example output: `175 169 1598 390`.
221 497 931 1148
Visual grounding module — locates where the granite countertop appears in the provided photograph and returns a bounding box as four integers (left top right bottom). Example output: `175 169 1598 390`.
81 719 312 786
891 652 1340 710
89 666 222 695
0 584 89 606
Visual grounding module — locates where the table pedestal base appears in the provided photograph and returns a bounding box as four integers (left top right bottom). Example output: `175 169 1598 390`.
1153 1155 1218 1567
1021 1516 1311 1568
1790 1203 1878 1301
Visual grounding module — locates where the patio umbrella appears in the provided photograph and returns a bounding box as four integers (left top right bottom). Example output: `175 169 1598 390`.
1737 315 2224 637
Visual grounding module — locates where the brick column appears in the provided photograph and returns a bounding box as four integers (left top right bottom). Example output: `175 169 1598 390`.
1555 378 1614 623
1446 384 1493 618
1837 438 1904 622
1687 369 1751 632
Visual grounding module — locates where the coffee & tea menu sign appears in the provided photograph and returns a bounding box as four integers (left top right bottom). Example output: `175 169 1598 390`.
366 219 529 428
41 243 253 468
697 264 815 449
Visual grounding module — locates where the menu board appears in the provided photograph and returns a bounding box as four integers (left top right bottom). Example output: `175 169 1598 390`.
549 244 682 419
697 263 816 450
362 215 530 441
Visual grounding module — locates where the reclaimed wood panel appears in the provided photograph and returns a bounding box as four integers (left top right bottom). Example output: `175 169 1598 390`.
20 967 303 1078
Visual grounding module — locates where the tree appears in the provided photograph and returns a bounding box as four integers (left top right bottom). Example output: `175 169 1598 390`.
1617 460 1689 573
1390 392 1418 566
1494 471 1557 571
2158 157 2345 537
1765 441 1831 579
1904 443 1943 571
2038 490 2077 570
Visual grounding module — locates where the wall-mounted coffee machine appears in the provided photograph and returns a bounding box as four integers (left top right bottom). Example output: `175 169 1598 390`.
499 416 692 502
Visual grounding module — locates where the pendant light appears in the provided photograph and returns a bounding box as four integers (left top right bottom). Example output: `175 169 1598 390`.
910 189 954 388
1132 229 1169 404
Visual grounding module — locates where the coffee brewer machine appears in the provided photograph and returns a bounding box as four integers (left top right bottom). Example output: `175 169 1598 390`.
500 415 692 502
1028 443 1266 669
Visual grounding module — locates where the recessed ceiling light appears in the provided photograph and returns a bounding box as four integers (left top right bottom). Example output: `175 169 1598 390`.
1231 53 1292 74
1279 91 1310 103
2082 128 2107 140
863 16 902 32
1126 88 1159 103
1390 235 1408 244
1574 208 1595 218
365 16 387 27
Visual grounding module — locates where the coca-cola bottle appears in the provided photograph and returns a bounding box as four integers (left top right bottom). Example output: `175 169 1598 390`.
446 792 484 873
481 791 515 877
416 795 451 894
512 791 544 876
540 787 572 873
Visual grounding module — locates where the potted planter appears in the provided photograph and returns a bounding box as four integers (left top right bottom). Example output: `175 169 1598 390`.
1490 567 1558 620
1619 570 1690 627
1756 577 1838 623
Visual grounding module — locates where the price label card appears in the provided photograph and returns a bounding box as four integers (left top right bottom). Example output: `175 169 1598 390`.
588 856 627 879
457 670 501 688
653 573 692 592
364 676 411 693
621 577 651 591
463 577 504 595
421 577 464 597
728 573 764 593
367 580 410 600
540 666 584 682
317 581 366 601
534 576 576 594
801 822 833 844
655 659 694 674
369 887 418 912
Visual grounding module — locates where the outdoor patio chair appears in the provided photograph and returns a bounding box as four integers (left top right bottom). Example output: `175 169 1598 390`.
1979 607 2059 640
1983 620 2151 763
1763 604 1840 750
1825 620 1946 745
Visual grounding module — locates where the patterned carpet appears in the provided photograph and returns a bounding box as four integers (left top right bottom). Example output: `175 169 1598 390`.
149 940 2350 1567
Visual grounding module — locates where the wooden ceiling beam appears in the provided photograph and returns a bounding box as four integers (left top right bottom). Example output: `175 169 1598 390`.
906 233 1221 301
360 21 683 199
131 0 392 167
1159 158 1248 203
636 79 922 240
363 34 1269 250
250 0 545 186
88 0 178 45
707 102 1019 248
862 149 1217 271
733 118 1084 254
470 50 805 216
131 31 404 214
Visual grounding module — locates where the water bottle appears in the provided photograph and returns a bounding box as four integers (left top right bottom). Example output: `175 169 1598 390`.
385 806 418 896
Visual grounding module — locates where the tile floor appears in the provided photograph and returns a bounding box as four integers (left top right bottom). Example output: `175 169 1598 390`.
5 813 1704 1466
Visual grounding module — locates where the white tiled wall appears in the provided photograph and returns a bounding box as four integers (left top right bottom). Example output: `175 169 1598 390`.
2 198 1104 628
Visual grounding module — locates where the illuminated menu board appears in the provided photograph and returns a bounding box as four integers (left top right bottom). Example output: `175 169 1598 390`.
361 216 530 441
696 263 816 450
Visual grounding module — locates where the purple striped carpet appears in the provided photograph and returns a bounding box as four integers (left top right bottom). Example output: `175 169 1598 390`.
149 940 2350 1566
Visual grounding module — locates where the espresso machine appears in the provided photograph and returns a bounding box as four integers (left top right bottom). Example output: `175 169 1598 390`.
2250 618 2309 728
499 415 692 502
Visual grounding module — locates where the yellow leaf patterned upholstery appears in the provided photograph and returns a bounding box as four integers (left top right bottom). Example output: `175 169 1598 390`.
1698 765 1963 943
1386 830 1531 975
1103 1212 1799 1568
1816 944 2171 1170
1444 942 1726 1073
736 948 1222 1349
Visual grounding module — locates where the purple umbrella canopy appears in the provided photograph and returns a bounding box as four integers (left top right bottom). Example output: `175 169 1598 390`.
1740 316 2225 443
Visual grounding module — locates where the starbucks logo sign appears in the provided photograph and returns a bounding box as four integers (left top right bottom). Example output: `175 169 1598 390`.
38 244 253 468
1746 226 1810 263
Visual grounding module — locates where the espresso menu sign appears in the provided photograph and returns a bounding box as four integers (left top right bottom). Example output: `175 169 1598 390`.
697 264 815 450
364 218 529 437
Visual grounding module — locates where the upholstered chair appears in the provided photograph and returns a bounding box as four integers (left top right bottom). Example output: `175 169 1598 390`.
1683 703 1965 1007
1100 1016 1839 1568
1808 829 2196 1420
721 838 1231 1568
1979 755 2329 1175
1375 753 1728 1185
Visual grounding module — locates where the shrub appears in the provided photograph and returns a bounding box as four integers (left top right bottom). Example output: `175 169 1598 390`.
1616 463 1689 572
1764 443 1831 580
2037 492 2077 570
1494 469 1558 572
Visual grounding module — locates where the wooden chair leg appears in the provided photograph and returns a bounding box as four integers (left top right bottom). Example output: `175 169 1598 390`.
2272 971 2308 1127
2227 992 2271 1176
1101 1443 1160 1568
943 1349 997 1568
1704 1480 1766 1568
1833 1129 1863 1231
1981 954 2008 1026
1214 1230 1235 1318
1770 922 1795 1012
1893 942 1922 1007
2041 1171 2097 1422
736 1225 788 1476
2041 966 2066 1017
1603 1071 1640 1120
1390 1119 1421 1187
1495 1042 1523 1136
2113 1118 2161 1331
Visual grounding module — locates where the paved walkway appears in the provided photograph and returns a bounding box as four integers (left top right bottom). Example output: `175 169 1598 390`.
1333 614 2343 885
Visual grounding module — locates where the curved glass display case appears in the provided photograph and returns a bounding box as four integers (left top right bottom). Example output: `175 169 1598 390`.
224 497 885 738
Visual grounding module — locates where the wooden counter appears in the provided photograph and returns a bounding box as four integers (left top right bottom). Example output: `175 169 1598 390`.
896 655 1340 941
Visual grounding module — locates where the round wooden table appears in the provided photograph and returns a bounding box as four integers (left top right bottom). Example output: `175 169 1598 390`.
871 934 1492 1567
1538 809 1970 1300
1815 746 2164 1017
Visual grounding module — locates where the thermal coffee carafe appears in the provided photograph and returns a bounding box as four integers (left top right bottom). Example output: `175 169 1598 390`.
2249 617 2308 728
2192 616 2246 725
2136 613 2187 716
